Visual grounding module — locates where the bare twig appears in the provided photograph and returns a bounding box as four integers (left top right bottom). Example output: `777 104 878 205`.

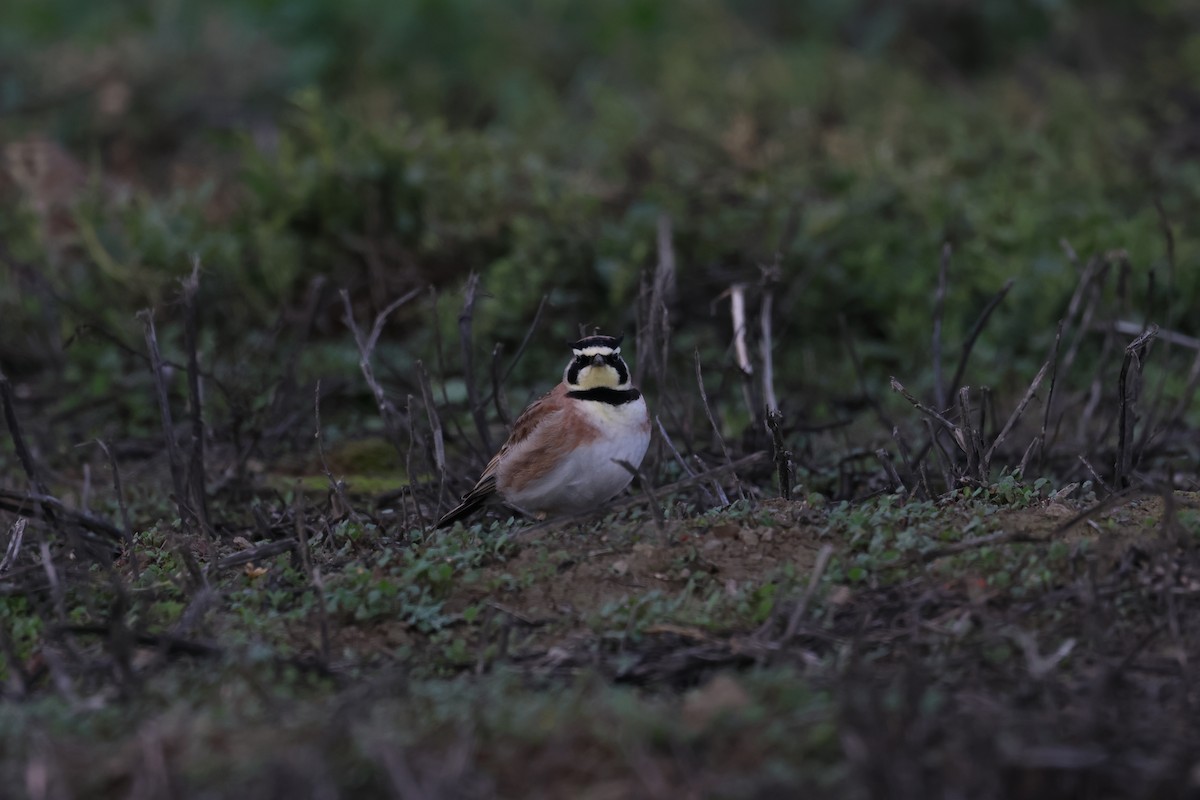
1115 325 1158 489
840 316 895 433
614 459 666 540
892 426 929 499
728 283 758 431
760 271 779 415
215 539 297 570
925 419 953 493
932 243 950 411
1108 320 1197 350
0 518 27 573
457 272 494 454
695 349 744 499
0 368 50 497
416 360 448 515
137 309 195 533
958 387 981 483
654 416 717 505
489 343 512 427
295 491 331 664
636 215 676 389
780 544 835 643
502 294 549 386
94 440 139 578
1036 320 1065 469
314 381 356 521
914 529 1040 563
890 378 962 444
39 542 65 623
875 449 906 495
180 257 212 539
766 409 794 500
984 357 1051 472
339 287 419 457
729 285 753 378
0 489 124 543
1077 455 1111 496
946 278 1015 398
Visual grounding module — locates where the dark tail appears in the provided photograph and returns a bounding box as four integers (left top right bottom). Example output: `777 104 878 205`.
434 478 496 529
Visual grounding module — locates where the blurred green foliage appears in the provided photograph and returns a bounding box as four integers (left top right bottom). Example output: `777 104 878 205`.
1 0 1198 423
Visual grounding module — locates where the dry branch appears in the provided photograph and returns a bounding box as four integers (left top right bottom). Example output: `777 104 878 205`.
932 243 951 410
984 357 1051 472
694 349 744 500
766 409 794 500
457 273 494 454
138 309 195 533
339 287 419 456
1115 325 1158 488
94 440 139 578
946 278 1014 398
181 258 212 539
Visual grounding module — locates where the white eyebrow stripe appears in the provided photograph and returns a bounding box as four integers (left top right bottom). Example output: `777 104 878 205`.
572 346 619 357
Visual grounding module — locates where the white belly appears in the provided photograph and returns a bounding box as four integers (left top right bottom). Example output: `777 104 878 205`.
504 397 650 514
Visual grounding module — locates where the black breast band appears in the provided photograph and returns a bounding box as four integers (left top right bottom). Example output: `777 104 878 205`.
567 387 642 405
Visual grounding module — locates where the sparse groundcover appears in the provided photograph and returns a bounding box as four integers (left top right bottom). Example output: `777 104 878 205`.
2 1 1200 798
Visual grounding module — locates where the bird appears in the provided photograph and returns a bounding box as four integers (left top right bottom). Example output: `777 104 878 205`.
436 333 651 528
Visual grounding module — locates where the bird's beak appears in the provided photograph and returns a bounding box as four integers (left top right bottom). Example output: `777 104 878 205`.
591 354 606 366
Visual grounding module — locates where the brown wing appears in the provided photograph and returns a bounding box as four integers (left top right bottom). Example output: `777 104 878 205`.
434 384 568 528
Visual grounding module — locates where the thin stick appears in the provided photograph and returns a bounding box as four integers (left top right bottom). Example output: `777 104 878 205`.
840 316 895 433
1108 320 1198 350
780 544 834 643
875 448 906 495
416 360 447 514
958 387 980 483
654 416 717 507
636 214 676 390
913 529 1039 563
760 285 778 415
339 288 418 456
94 440 139 578
502 294 549 385
695 349 743 499
415 361 446 474
890 378 962 443
0 367 50 497
1115 326 1158 488
180 257 212 539
925 419 954 492
314 381 356 521
729 285 753 377
1036 320 1065 468
729 283 758 430
0 518 27 573
40 542 66 623
0 489 124 542
766 409 794 500
614 459 666 540
294 490 331 664
892 426 929 499
457 272 494 454
946 278 1015 397
984 358 1051 471
1078 454 1111 496
137 309 193 532
490 342 512 428
932 243 950 411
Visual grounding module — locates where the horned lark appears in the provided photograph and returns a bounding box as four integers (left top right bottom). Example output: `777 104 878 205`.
436 334 651 528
